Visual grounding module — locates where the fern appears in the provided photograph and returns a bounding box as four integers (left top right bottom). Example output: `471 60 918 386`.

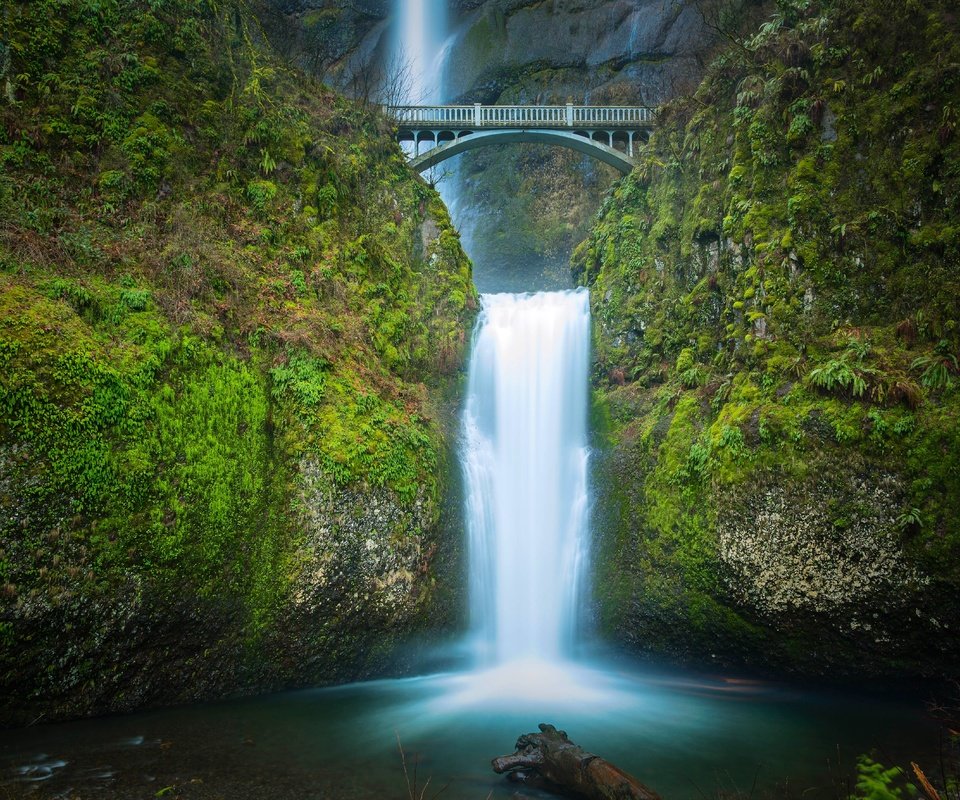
258 148 277 175
849 756 916 800
896 507 923 530
680 365 705 388
808 358 872 397
912 344 958 389
806 336 921 405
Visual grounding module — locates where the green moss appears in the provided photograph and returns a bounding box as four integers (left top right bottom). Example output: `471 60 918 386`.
0 0 476 722
579 0 960 677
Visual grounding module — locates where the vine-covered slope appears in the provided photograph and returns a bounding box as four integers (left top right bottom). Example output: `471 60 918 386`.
0 0 474 724
576 0 960 677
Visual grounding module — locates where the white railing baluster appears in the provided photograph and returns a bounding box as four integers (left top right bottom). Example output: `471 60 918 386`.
389 104 655 136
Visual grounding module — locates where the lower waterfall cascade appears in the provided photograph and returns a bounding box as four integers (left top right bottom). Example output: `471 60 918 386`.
462 289 592 668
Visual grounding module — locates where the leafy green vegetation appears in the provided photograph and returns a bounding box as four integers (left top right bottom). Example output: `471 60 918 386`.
580 0 960 678
849 758 916 800
0 0 474 723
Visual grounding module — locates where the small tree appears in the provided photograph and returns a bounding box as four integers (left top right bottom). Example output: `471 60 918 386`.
342 45 422 110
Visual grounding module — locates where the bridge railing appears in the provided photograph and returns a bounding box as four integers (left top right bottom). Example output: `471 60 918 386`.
388 104 655 128
391 105 476 124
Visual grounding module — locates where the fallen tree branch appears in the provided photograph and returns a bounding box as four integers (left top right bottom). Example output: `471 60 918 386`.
492 723 663 800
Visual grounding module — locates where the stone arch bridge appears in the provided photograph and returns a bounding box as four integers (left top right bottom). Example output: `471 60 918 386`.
389 104 655 175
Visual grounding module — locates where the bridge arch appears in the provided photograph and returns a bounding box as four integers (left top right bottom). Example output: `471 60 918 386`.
407 129 640 175
392 104 655 176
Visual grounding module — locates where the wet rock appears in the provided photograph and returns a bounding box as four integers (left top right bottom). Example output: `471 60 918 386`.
717 478 924 618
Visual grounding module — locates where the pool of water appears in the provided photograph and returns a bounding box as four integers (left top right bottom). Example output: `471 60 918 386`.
0 658 939 799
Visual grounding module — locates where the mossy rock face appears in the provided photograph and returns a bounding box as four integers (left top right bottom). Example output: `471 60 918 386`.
581 0 960 679
443 0 707 102
0 0 475 725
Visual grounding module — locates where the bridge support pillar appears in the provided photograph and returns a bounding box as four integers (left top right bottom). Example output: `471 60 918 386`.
628 131 634 157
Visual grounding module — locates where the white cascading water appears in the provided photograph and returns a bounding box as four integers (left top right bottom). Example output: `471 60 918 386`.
391 0 594 676
462 289 592 666
393 0 447 104
391 0 461 207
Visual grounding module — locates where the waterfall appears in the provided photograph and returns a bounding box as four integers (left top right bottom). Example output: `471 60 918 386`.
390 0 461 209
391 0 593 671
392 0 447 104
462 290 592 666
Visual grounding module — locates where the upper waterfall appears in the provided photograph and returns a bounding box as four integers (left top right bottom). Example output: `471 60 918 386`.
392 0 448 104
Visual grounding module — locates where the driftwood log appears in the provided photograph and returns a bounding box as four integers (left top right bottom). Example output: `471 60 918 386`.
492 723 662 800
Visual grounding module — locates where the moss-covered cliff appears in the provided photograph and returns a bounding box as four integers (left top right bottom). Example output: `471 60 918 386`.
0 0 475 725
576 0 960 678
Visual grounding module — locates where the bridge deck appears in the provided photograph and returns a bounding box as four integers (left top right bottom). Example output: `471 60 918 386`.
389 104 655 129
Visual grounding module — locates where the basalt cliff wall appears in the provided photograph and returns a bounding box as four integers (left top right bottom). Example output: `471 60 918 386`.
0 0 474 726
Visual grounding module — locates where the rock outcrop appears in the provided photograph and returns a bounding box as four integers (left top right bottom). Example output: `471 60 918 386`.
0 0 474 726
578 0 960 678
